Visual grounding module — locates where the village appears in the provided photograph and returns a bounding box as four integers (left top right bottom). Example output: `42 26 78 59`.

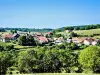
0 29 99 46
1 0 100 74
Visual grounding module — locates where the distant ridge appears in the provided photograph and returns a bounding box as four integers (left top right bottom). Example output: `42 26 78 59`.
57 24 100 31
0 27 53 33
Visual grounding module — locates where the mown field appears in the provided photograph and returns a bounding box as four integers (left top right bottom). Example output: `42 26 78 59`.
19 73 100 75
57 28 100 39
74 28 100 38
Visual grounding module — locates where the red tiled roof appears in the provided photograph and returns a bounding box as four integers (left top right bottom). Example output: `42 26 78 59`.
72 37 98 43
85 37 98 42
37 36 48 42
2 34 13 39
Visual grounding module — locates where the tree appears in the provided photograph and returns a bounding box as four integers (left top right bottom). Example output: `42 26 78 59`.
79 46 100 73
26 35 36 46
5 45 14 51
0 52 13 74
69 32 77 37
18 35 27 46
17 47 79 73
0 46 4 52
54 34 62 38
55 29 62 33
56 44 66 49
18 35 36 46
64 27 74 31
71 43 78 50
17 49 38 73
74 27 80 30
10 30 17 34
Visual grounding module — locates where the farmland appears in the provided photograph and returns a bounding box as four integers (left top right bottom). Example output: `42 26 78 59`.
74 28 100 38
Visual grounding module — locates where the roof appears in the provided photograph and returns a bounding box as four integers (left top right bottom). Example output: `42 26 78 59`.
13 33 20 37
37 36 48 43
72 37 98 43
72 37 87 43
85 37 98 42
2 34 13 39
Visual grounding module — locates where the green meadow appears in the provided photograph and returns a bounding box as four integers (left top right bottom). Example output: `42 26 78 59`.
74 28 100 38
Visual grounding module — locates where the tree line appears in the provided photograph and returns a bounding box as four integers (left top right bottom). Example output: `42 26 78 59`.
1 24 100 33
0 28 52 32
56 24 100 32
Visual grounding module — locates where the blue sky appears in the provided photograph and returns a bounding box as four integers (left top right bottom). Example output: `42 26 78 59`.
0 0 100 28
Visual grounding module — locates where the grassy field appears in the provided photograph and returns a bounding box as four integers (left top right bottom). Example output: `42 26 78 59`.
18 73 100 75
74 28 100 38
57 28 100 39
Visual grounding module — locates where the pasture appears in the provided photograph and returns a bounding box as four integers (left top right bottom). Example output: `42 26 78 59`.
74 28 100 38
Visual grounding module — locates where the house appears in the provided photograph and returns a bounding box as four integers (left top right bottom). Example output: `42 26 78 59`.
17 31 29 35
72 37 99 45
65 30 72 33
83 37 98 45
34 35 48 44
67 37 72 43
54 37 64 45
36 33 43 36
72 37 85 43
13 33 20 40
1 34 13 42
44 32 53 37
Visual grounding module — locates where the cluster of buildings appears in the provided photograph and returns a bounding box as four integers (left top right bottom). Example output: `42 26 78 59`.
72 37 99 46
0 33 20 42
0 31 99 46
0 32 53 44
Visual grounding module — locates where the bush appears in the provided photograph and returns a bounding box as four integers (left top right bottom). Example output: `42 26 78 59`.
79 46 100 73
5 45 14 51
0 46 4 51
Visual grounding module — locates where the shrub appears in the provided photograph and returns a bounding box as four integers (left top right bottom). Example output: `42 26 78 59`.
79 46 100 73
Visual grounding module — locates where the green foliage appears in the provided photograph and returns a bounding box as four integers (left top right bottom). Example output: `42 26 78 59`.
0 28 52 32
79 46 100 73
0 42 14 51
17 49 38 73
0 46 4 51
54 34 62 38
64 27 74 31
69 32 77 37
5 45 14 51
0 52 14 74
10 30 17 34
0 28 5 32
18 35 36 46
60 24 100 31
55 29 62 32
17 47 79 73
70 43 78 50
56 44 66 49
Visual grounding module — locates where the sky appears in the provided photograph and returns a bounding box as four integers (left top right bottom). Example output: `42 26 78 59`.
0 0 100 29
